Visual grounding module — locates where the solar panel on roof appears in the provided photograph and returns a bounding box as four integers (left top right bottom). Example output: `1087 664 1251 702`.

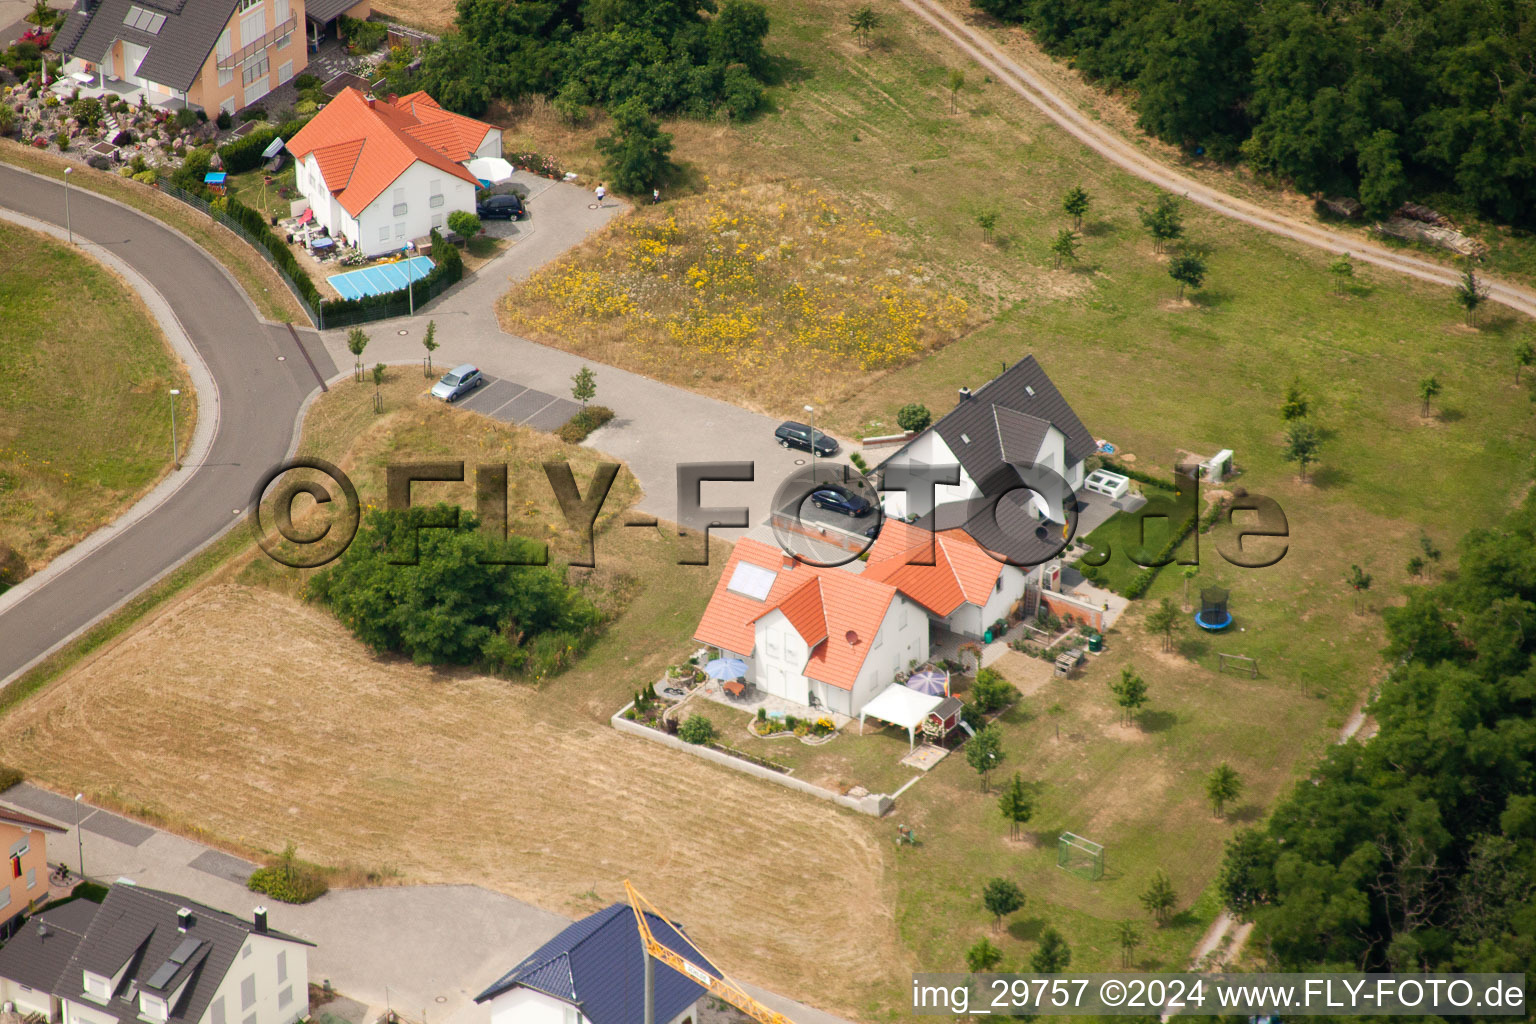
725 562 776 601
145 959 179 990
168 937 201 965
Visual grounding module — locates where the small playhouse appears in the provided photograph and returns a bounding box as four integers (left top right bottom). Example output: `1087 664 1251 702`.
1195 586 1232 631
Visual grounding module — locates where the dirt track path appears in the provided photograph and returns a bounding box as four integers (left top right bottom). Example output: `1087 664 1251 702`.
899 0 1536 319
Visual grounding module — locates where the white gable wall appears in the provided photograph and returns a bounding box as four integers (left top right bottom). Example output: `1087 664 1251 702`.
752 608 811 706
354 160 476 256
880 432 979 521
195 933 308 1024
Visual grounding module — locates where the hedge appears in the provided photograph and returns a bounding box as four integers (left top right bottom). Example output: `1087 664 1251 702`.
217 115 311 174
317 229 461 318
218 193 325 310
556 405 614 443
1099 456 1174 490
1122 513 1198 599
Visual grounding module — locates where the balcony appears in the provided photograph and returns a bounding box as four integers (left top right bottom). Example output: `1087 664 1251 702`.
217 14 296 70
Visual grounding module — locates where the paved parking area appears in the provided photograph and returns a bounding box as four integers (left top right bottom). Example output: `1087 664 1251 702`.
453 374 580 432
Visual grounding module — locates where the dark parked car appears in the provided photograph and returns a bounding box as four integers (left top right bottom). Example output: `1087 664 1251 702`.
431 363 485 402
810 486 874 518
476 193 525 220
775 420 838 457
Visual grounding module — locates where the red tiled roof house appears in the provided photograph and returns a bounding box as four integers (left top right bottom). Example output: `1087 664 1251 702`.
285 88 501 256
693 539 932 717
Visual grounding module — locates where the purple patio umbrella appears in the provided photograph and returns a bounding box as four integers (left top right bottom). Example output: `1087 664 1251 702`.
905 668 949 696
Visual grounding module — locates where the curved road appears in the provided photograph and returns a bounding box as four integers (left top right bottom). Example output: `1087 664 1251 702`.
902 0 1536 319
0 165 333 684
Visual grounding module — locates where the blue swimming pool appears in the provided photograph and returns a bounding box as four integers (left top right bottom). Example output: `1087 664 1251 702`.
328 256 436 300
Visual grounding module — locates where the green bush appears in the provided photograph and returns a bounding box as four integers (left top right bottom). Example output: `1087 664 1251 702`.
307 504 603 678
246 844 328 904
970 667 1017 715
215 110 232 130
341 15 388 53
556 405 615 443
0 763 23 791
678 714 715 745
70 96 102 129
447 209 481 238
292 72 322 92
217 115 311 174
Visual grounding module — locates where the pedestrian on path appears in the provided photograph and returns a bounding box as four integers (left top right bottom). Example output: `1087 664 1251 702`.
652 188 660 205
595 183 606 206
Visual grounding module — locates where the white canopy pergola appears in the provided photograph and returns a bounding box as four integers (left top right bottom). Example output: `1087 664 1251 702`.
466 156 514 184
859 683 945 748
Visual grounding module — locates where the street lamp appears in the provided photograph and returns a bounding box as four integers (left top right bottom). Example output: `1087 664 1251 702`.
63 166 73 245
74 793 84 879
804 403 816 481
169 389 181 468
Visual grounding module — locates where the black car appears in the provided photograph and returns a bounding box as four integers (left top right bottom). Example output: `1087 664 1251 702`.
476 193 525 220
810 485 874 517
775 420 838 457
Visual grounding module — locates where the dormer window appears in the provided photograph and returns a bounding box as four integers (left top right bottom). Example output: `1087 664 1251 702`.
83 971 111 1003
140 993 169 1022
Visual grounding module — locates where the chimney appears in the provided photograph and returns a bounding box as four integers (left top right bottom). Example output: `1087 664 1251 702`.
364 95 375 108
176 908 192 932
958 386 972 402
782 553 796 571
253 907 268 934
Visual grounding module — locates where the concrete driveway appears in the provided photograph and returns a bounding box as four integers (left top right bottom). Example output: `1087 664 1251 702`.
1 784 849 1024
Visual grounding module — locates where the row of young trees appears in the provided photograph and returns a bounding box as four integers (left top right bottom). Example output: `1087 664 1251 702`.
971 0 1536 223
1218 493 1536 973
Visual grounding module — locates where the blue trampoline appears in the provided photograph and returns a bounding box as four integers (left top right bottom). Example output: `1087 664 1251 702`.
328 255 436 300
1195 586 1232 631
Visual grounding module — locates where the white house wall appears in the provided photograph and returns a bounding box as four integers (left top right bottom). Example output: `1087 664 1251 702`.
354 160 476 256
752 609 811 706
880 432 979 520
486 987 698 1024
1 976 56 1018
198 933 308 1024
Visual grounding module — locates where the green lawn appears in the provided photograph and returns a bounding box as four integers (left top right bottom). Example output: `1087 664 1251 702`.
225 165 299 224
1073 482 1183 595
0 222 194 579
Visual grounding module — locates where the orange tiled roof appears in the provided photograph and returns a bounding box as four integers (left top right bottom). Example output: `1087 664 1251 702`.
862 519 1005 617
694 539 899 691
285 88 487 218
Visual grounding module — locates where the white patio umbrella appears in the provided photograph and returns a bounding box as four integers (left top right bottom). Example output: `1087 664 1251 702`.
466 156 514 184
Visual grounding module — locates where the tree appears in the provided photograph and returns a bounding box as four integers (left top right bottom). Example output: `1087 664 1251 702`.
571 365 597 409
974 209 998 243
1140 870 1178 925
965 936 1003 973
1418 375 1441 417
1168 247 1207 299
422 319 439 376
346 327 369 382
1138 194 1183 252
1283 419 1320 482
947 67 965 113
970 667 1016 714
997 773 1034 839
981 877 1025 929
596 99 674 194
1280 379 1309 421
848 4 881 48
1419 532 1441 564
1328 252 1354 295
1356 128 1408 220
1144 597 1182 653
1516 341 1534 384
1346 564 1372 615
307 505 603 678
1181 565 1198 610
447 210 482 239
415 32 494 116
965 723 1004 791
1030 927 1071 973
1205 762 1243 816
896 403 931 433
1050 228 1079 268
1406 554 1425 578
1062 185 1090 230
1456 265 1489 326
1116 921 1142 968
1110 666 1148 725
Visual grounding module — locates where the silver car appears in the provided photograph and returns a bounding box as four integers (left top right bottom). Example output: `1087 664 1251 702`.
431 364 484 402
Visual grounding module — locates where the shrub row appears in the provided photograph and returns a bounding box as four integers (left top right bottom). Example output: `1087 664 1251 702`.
317 229 461 318
217 115 311 174
1122 513 1198 600
0 763 23 791
1098 456 1173 490
216 193 325 310
556 405 614 444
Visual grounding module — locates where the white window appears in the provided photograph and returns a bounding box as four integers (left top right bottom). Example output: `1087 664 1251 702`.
274 0 289 22
242 52 269 84
219 96 236 116
240 976 256 1011
392 187 407 217
219 65 233 86
239 8 265 46
563 1008 581 1024
0 886 9 909
277 60 292 83
211 997 226 1024
83 972 110 1001
25 867 35 889
378 225 390 243
275 30 292 49
237 0 262 12
240 944 252 959
278 988 293 1010
243 79 268 105
276 951 287 984
395 222 405 239
140 994 168 1021
430 213 444 230
216 27 232 57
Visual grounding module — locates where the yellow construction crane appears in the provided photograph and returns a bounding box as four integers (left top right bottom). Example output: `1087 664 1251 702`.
623 880 795 1024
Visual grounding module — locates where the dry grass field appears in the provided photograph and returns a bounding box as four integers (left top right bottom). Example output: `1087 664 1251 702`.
0 221 195 580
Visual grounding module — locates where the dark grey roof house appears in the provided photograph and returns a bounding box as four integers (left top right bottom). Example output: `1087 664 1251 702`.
0 885 312 1024
876 355 1096 556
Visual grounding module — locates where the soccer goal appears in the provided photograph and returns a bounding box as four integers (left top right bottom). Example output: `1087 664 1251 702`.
1057 832 1105 880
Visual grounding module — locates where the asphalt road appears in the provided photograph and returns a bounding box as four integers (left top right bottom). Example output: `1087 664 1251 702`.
0 165 334 684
